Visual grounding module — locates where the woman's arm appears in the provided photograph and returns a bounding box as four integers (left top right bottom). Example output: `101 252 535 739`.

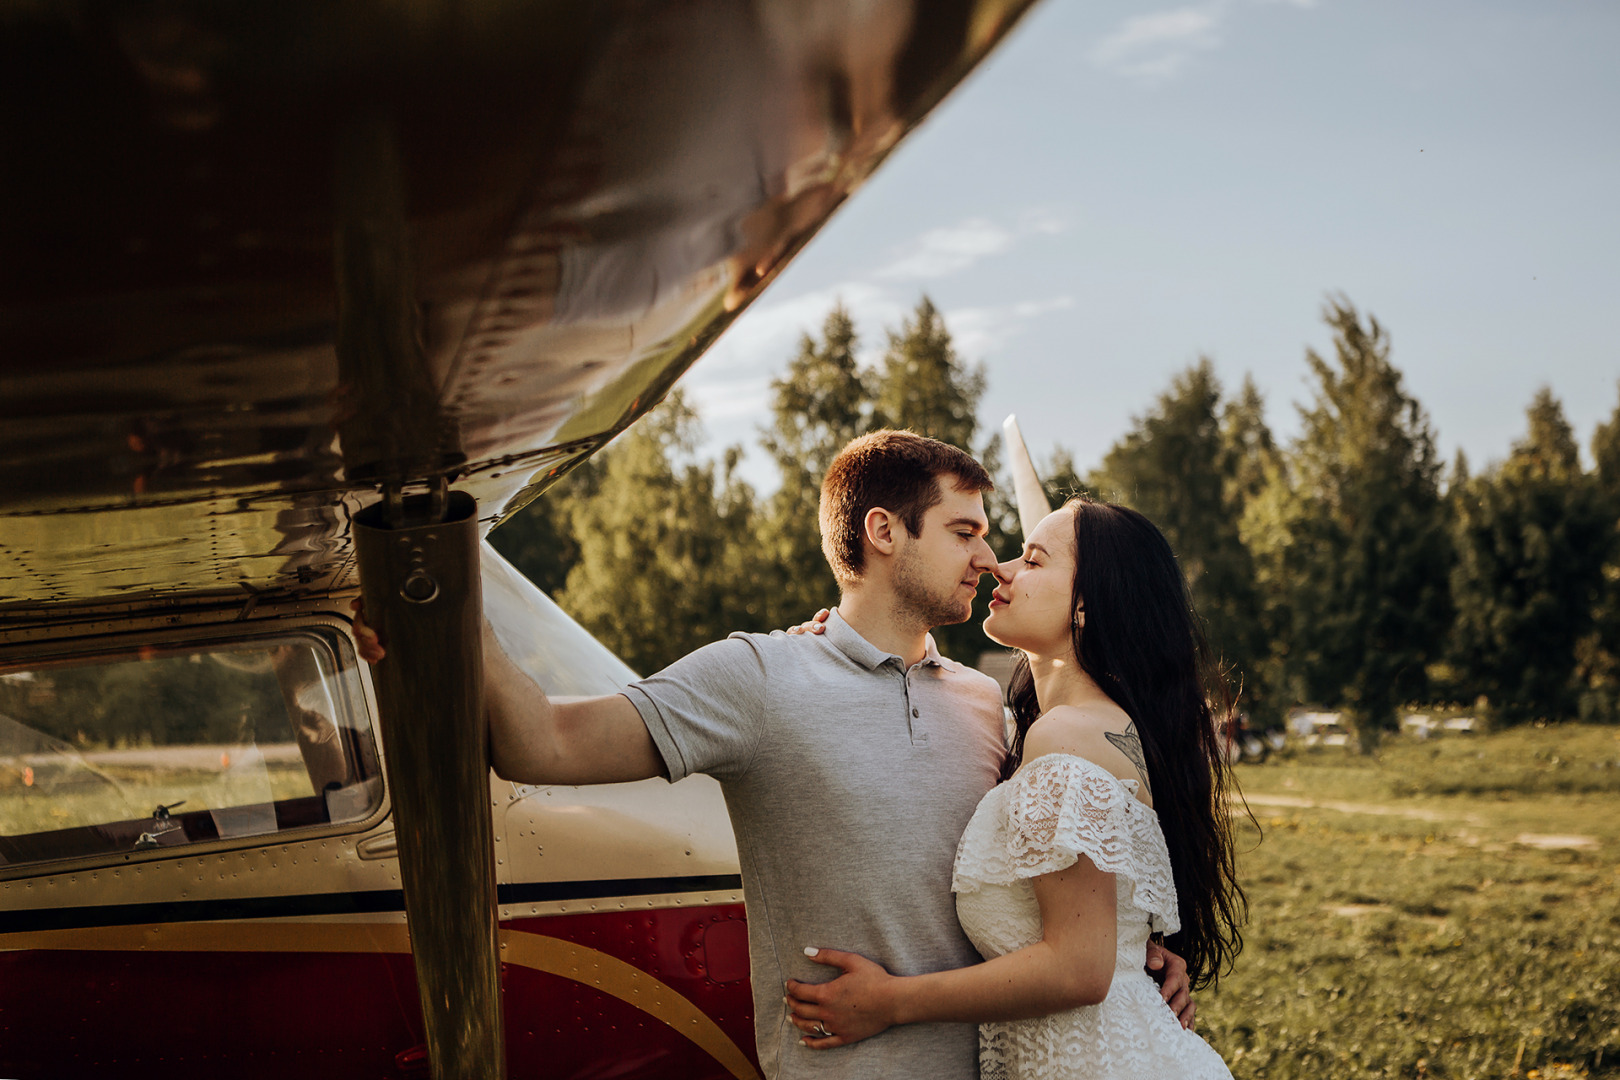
784 855 1118 1048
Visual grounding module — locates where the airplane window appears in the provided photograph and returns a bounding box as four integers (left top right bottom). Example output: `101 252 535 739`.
0 628 380 868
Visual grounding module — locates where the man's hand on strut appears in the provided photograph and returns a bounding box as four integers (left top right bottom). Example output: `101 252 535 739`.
1146 939 1195 1030
349 598 385 663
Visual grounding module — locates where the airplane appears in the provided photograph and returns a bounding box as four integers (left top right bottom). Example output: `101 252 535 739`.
0 2 1041 1077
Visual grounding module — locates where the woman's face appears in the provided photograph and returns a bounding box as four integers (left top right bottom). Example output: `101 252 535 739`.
984 506 1079 657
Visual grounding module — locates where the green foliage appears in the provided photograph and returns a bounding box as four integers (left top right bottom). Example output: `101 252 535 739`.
551 391 769 675
490 293 1610 737
1088 360 1273 718
0 654 290 749
1205 726 1620 1079
486 486 580 596
755 305 869 629
1449 390 1612 725
1243 299 1451 746
1576 386 1620 724
871 296 986 450
1222 376 1278 510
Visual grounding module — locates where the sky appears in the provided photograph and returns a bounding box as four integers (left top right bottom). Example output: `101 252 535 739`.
681 0 1620 491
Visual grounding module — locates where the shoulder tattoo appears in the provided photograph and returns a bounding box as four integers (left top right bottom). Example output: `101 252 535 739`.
1104 721 1152 799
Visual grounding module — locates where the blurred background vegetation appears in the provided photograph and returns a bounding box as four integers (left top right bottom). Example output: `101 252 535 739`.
493 292 1620 745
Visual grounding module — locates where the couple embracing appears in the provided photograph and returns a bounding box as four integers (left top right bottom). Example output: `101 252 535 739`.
359 430 1243 1079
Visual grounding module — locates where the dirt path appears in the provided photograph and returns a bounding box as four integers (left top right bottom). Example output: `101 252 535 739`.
1237 794 1601 849
1239 792 1474 823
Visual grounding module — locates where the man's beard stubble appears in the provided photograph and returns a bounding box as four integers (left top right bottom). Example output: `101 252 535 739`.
892 541 975 632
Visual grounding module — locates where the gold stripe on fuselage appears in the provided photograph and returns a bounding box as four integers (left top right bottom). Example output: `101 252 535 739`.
0 919 761 1080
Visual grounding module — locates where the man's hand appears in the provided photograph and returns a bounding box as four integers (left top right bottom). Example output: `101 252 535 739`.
1146 939 1195 1029
349 598 385 663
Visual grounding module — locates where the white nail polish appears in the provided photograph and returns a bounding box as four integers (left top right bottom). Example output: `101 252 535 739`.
804 946 819 957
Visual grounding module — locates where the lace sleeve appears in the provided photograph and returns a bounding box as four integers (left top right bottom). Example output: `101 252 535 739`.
999 754 1180 933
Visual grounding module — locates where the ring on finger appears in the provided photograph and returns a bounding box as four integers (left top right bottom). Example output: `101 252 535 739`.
811 1023 832 1038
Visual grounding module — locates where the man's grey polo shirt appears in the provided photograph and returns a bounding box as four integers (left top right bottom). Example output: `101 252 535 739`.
623 610 1006 1080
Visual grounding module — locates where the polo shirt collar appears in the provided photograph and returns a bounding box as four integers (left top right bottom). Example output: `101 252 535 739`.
921 632 963 673
824 608 963 672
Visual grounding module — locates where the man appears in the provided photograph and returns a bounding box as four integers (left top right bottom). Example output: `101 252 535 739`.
357 429 1190 1078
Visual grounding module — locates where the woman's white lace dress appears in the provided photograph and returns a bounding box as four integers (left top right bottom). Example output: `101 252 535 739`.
952 753 1233 1080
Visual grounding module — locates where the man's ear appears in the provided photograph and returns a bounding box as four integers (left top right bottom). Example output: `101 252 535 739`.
863 507 902 559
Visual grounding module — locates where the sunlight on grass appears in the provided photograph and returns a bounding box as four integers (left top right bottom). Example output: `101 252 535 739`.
0 759 316 837
1203 726 1620 1079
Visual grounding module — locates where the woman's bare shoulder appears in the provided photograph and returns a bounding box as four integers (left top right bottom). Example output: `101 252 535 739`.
1023 703 1152 803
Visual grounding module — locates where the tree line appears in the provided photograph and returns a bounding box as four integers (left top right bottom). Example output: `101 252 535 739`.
492 295 1620 745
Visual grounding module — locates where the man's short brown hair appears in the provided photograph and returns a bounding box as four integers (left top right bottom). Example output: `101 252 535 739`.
819 430 994 586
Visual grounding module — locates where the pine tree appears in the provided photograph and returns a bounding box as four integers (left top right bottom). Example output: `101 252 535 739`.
1242 299 1451 747
554 392 766 674
1450 389 1610 724
1575 384 1620 721
1221 375 1278 510
871 296 986 450
486 483 583 597
757 306 871 627
1088 361 1273 719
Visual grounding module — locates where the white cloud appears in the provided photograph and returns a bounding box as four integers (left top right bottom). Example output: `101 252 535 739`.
1019 207 1072 236
875 211 1073 281
1088 0 1317 82
1089 7 1224 81
942 297 1076 361
683 374 773 422
876 219 1016 280
685 212 1079 482
695 281 900 374
697 213 1077 386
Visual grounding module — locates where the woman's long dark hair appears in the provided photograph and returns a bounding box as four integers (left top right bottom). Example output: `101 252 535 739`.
1001 497 1246 989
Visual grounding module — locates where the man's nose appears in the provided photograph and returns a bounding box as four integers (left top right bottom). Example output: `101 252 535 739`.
969 539 999 575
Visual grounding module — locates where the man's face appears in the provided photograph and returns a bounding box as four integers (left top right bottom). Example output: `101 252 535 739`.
891 480 998 629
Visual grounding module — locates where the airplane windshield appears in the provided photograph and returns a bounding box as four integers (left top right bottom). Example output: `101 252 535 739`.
0 628 380 868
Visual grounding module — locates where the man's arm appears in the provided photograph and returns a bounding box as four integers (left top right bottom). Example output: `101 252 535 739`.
351 600 665 786
482 621 665 785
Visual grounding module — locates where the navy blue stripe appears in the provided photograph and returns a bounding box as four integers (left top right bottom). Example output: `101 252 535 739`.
0 874 743 934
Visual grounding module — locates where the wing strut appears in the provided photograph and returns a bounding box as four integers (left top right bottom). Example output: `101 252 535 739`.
338 110 503 1079
356 492 504 1079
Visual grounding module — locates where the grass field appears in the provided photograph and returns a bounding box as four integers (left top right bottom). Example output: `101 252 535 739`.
1200 725 1620 1080
1 759 316 837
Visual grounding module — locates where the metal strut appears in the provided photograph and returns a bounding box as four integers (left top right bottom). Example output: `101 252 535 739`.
355 490 503 1080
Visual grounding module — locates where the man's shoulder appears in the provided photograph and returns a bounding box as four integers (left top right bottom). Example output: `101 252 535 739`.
940 658 1003 696
711 628 845 670
933 660 1005 723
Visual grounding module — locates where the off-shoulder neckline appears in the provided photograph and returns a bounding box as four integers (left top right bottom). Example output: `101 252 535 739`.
1012 751 1151 808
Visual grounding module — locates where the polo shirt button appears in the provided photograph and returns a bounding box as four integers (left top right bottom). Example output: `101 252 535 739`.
911 707 920 717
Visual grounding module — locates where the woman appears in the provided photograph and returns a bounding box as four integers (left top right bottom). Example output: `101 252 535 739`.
785 497 1245 1078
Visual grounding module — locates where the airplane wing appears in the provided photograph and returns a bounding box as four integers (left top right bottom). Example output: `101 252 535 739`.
1 0 1039 613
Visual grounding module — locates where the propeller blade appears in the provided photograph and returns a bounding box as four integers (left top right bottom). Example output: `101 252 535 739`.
1002 415 1052 541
